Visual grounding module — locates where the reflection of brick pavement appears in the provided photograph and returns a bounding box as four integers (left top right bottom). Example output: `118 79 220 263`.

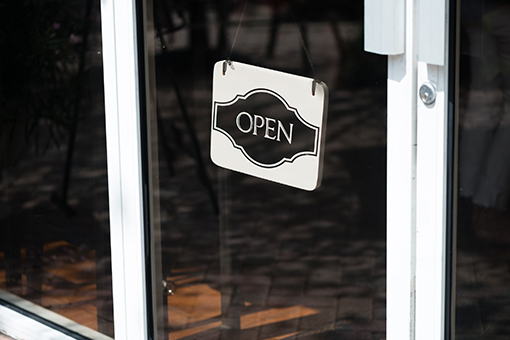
0 12 113 334
456 241 510 339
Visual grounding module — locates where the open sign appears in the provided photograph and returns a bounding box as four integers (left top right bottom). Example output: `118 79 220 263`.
210 61 328 191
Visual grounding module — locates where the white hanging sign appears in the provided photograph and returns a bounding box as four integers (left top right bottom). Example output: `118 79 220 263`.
210 61 328 191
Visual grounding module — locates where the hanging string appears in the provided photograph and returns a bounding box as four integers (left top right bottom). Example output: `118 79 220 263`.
227 0 249 62
288 9 317 81
223 0 249 75
222 0 321 95
288 8 321 95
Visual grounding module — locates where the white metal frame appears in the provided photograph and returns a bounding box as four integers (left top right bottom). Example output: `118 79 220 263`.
0 290 112 340
415 62 450 340
415 0 453 337
100 0 149 338
0 304 78 340
385 0 417 337
378 0 452 338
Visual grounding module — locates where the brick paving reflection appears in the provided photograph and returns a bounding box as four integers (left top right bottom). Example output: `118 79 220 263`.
456 235 510 339
0 8 113 335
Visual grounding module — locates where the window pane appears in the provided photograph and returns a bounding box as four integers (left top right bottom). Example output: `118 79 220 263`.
0 0 114 337
456 2 510 337
146 1 387 338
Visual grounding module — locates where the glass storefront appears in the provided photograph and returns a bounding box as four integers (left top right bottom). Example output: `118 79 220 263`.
456 0 510 337
146 1 387 338
0 0 114 337
5 0 506 339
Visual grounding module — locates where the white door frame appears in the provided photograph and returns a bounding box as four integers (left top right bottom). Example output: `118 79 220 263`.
414 0 457 338
368 0 455 339
100 0 149 338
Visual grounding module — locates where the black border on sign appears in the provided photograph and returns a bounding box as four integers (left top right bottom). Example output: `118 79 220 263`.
212 88 320 168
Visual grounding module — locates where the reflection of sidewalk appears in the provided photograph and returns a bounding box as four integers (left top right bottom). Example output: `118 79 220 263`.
0 240 99 330
164 246 386 339
0 48 112 334
456 245 510 337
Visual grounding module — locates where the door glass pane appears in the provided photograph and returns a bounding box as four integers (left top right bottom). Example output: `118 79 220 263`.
146 1 387 338
456 1 510 337
0 0 114 337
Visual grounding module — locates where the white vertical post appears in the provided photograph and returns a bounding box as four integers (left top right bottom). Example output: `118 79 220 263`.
100 0 149 339
386 0 418 338
415 70 449 340
415 0 451 338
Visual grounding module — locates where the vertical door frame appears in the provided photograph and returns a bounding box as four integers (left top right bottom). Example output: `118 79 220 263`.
414 59 450 340
409 0 459 338
385 0 457 338
100 0 150 338
385 0 417 337
414 0 457 339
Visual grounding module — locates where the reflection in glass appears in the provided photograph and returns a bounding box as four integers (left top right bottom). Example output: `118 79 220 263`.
148 0 387 339
0 0 113 337
456 1 510 337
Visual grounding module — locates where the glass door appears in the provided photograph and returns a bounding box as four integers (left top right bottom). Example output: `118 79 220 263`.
141 0 397 339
